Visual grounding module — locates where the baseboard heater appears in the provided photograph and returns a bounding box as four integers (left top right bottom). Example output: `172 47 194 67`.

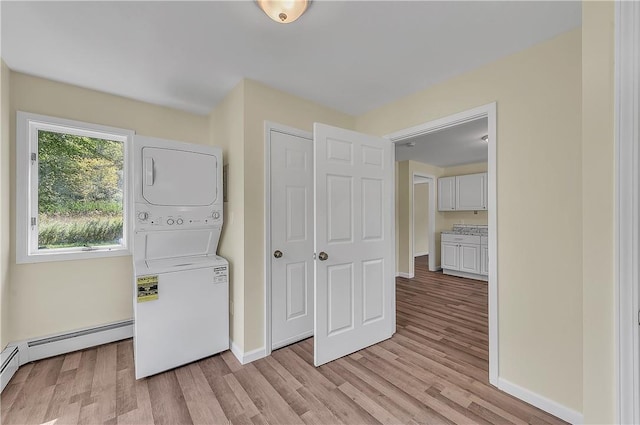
0 345 19 392
28 320 133 348
1 319 133 393
27 319 134 364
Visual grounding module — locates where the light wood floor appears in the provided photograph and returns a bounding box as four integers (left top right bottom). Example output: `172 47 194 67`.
1 256 566 425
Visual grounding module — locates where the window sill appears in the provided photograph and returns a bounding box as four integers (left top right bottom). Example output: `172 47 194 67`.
16 247 131 264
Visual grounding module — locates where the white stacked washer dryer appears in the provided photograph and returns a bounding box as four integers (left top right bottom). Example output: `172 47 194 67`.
132 135 228 379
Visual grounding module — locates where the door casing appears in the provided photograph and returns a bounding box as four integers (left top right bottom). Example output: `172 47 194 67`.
264 122 314 357
615 1 640 422
412 173 436 273
385 102 499 386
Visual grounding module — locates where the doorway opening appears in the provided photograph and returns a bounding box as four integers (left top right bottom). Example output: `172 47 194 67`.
385 102 498 385
412 174 436 274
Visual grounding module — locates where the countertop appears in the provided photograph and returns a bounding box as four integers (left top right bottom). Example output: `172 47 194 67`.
441 224 488 236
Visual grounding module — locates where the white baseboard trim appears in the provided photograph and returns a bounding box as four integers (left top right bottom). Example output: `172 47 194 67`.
230 339 267 365
497 377 583 424
397 272 414 279
414 251 429 257
1 345 20 392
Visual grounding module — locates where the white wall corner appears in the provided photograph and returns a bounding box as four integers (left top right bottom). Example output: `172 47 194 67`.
230 339 266 365
397 272 414 279
497 378 584 424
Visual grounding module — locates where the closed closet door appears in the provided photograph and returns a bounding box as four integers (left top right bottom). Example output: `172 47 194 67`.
270 130 314 349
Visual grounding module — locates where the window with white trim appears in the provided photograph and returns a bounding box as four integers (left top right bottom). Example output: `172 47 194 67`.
16 112 134 263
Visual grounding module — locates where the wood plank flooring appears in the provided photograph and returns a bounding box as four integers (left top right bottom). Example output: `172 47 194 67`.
1 256 567 424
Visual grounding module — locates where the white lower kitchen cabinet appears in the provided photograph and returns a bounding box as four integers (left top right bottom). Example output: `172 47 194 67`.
441 242 460 270
459 244 481 274
481 245 489 276
441 233 487 281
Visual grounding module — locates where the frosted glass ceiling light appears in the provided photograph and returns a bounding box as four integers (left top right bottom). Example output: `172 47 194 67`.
257 0 310 24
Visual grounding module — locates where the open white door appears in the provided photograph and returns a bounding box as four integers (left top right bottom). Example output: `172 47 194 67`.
314 123 395 366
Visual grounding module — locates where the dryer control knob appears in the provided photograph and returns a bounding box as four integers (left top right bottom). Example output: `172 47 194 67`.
212 211 221 220
176 218 183 225
167 219 175 225
138 212 149 221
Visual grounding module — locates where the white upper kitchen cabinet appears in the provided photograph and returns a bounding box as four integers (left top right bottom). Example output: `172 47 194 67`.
455 173 487 211
438 176 456 211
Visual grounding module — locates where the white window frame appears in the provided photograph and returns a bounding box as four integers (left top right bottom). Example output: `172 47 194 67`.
16 111 134 263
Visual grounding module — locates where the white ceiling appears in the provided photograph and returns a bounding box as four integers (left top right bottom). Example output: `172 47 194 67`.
395 118 488 168
1 1 581 116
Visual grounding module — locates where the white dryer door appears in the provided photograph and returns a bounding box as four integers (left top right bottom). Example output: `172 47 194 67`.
142 147 218 206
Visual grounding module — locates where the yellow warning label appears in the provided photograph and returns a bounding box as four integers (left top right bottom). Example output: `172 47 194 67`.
137 275 158 302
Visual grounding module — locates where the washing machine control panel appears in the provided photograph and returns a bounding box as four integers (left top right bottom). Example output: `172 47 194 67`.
135 204 222 230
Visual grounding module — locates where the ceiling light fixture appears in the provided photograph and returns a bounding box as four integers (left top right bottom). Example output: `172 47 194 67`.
482 135 489 143
257 0 310 24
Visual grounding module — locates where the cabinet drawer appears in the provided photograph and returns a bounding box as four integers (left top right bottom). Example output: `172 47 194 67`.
441 233 481 245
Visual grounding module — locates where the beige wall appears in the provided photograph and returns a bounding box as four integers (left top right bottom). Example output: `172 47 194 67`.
1 61 10 349
209 82 246 350
442 162 489 228
581 2 615 423
211 80 354 352
358 30 583 412
7 72 210 342
413 182 429 255
397 161 411 273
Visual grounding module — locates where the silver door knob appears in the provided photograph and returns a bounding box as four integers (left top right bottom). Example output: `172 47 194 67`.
274 250 283 259
318 252 329 261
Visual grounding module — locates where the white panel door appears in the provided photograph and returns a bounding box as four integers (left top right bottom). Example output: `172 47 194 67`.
314 123 394 366
271 130 314 349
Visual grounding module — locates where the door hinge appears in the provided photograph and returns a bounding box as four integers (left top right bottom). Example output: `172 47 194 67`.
30 152 37 163
638 310 640 326
30 217 36 227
